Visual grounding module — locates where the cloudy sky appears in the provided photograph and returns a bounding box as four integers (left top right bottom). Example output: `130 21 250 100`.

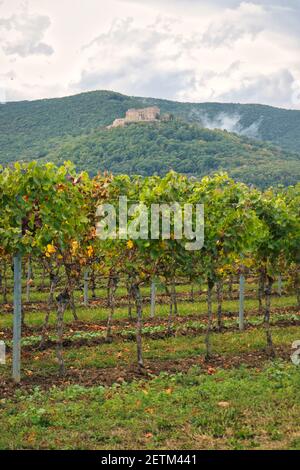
1 0 300 108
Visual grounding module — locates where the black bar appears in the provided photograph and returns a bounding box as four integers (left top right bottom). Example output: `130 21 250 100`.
0 450 297 465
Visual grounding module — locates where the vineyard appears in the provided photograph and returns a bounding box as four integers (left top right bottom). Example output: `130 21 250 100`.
0 162 300 450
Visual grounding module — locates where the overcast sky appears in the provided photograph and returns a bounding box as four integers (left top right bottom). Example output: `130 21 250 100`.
0 0 300 108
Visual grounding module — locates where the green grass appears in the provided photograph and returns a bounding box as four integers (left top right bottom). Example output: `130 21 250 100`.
2 311 299 351
0 280 261 304
1 279 299 450
0 274 284 303
1 324 299 378
0 293 297 329
1 361 300 450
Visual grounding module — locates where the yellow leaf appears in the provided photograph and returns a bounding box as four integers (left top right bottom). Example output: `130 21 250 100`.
46 243 56 254
87 246 94 257
127 240 134 249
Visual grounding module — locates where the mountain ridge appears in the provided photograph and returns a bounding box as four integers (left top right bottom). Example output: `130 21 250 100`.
39 118 300 189
0 89 300 188
6 89 299 112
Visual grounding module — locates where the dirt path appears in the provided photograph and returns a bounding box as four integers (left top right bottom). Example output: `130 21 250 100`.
2 305 299 340
1 310 299 357
0 287 284 314
0 345 291 399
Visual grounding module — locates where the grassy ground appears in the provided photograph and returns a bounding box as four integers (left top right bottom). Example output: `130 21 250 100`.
0 283 300 450
1 361 300 450
0 293 297 328
1 323 299 377
0 275 283 304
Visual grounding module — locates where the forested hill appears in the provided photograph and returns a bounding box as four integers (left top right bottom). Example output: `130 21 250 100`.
40 120 300 189
1 90 300 158
0 89 300 187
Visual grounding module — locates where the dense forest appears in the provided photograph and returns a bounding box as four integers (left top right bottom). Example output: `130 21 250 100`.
40 120 299 188
0 90 300 187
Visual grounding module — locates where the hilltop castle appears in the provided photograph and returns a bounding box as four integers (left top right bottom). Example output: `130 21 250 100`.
107 106 172 128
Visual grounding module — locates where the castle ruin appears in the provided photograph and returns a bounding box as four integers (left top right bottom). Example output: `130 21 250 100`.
107 106 172 128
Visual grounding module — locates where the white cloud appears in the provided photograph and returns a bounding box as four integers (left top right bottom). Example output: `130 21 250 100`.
201 2 266 47
1 0 300 109
71 17 194 99
195 111 263 138
0 5 53 57
218 69 298 108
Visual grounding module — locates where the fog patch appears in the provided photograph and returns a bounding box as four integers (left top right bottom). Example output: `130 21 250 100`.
189 109 262 139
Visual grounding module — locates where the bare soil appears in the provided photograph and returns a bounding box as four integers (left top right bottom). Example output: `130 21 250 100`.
0 345 290 399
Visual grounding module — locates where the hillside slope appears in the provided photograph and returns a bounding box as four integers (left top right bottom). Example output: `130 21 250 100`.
41 120 300 188
1 90 300 163
1 90 300 187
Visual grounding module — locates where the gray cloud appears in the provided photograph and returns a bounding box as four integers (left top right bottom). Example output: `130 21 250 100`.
128 0 300 43
76 67 193 100
0 9 54 57
201 8 265 48
208 0 300 7
72 17 193 99
204 0 300 42
70 6 300 109
1 0 300 108
202 24 262 48
217 69 297 108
